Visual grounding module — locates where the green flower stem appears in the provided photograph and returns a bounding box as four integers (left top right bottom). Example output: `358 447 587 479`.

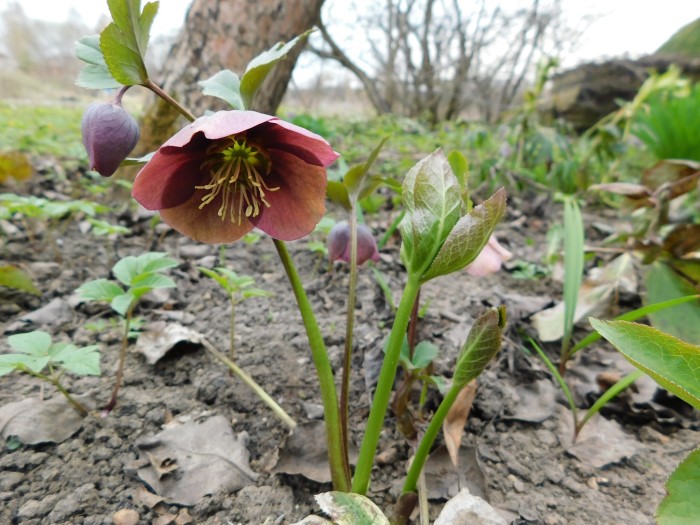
200 337 296 429
143 79 197 123
378 210 405 250
352 271 422 495
339 209 359 474
104 303 135 413
402 383 461 495
273 239 351 491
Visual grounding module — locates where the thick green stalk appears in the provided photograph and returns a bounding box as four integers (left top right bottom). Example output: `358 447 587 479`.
339 209 359 474
352 272 422 494
273 239 351 491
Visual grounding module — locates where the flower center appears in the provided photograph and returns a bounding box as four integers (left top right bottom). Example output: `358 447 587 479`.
196 136 279 223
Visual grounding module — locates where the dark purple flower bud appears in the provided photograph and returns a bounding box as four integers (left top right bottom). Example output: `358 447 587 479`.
328 221 380 265
81 101 139 177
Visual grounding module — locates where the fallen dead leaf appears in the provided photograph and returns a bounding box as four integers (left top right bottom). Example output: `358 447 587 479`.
434 488 507 525
145 451 179 480
532 254 637 342
153 513 177 525
0 394 95 444
557 406 640 468
135 415 258 505
135 321 202 365
443 380 477 466
175 509 193 524
423 445 487 501
133 485 165 508
273 420 357 484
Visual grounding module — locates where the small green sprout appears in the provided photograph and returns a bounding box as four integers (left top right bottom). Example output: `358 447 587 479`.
77 251 178 411
0 330 100 416
198 267 295 428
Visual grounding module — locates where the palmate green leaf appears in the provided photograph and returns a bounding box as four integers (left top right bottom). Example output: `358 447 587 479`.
645 262 700 344
75 35 121 89
0 354 30 376
111 291 137 316
657 448 700 525
0 265 40 295
411 341 439 369
76 279 125 302
590 318 700 410
130 273 176 294
400 150 464 277
199 70 245 110
199 267 233 294
52 344 101 376
454 306 506 388
239 30 312 109
420 187 506 282
8 331 52 357
100 0 159 85
112 252 175 286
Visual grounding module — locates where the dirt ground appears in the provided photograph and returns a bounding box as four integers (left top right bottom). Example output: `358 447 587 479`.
1 171 698 525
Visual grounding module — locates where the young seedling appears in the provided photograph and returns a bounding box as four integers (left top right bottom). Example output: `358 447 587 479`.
76 251 178 412
199 266 295 428
0 330 100 416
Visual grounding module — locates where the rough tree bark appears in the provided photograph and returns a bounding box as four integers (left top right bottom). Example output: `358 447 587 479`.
139 0 325 153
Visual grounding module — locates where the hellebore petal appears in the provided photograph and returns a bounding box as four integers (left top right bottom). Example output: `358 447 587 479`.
465 236 512 276
81 102 139 177
328 221 381 265
131 110 339 244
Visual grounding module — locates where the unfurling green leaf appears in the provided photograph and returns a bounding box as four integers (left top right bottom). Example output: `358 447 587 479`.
0 265 40 295
199 70 245 110
326 180 351 211
100 0 159 85
399 150 464 277
447 150 469 196
420 188 506 282
453 306 506 388
657 448 700 525
240 30 312 109
590 318 700 410
75 35 121 89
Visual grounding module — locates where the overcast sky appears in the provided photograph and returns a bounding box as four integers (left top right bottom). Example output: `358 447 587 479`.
2 0 699 66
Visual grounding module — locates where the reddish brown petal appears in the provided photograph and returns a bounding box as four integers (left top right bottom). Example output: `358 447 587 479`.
132 147 207 210
253 120 339 167
250 149 327 240
159 187 255 244
163 111 276 148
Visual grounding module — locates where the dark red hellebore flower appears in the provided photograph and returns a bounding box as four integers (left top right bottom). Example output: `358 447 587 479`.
132 110 339 243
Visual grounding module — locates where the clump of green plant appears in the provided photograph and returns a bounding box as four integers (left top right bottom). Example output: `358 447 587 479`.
77 251 178 411
0 330 100 416
634 82 700 162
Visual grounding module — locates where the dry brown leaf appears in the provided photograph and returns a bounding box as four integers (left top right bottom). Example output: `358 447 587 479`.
153 513 178 525
423 445 486 501
145 451 179 479
133 485 165 508
175 509 194 525
443 380 477 467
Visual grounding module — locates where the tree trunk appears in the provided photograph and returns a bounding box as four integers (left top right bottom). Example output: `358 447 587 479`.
139 0 325 153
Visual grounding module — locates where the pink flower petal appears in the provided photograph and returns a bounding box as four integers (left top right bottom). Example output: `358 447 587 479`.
159 187 255 244
465 237 512 276
253 120 340 167
250 149 327 240
132 143 207 210
163 111 276 148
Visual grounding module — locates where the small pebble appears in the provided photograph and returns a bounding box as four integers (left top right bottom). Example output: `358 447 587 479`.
113 508 139 525
586 477 599 490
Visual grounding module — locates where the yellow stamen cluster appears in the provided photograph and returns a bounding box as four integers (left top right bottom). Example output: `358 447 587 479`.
196 136 279 223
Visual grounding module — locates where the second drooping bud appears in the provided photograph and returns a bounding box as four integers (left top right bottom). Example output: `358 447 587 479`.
328 221 380 266
81 89 140 177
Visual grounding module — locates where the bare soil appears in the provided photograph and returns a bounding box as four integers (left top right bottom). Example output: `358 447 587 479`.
1 172 697 525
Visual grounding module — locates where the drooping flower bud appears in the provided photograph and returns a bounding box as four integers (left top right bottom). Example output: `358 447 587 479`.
81 98 139 177
328 221 380 265
465 236 512 276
